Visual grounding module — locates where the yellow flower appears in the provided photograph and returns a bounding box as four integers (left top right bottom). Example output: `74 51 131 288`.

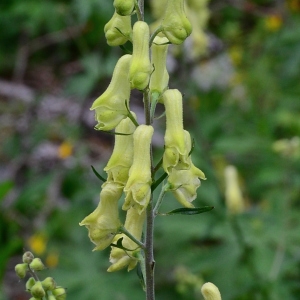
58 141 73 159
149 36 169 98
108 207 145 272
161 0 192 44
28 233 47 255
104 11 132 46
104 116 136 186
45 252 59 268
265 14 282 32
123 125 154 213
91 54 132 131
224 165 245 214
229 46 243 66
114 0 135 16
167 131 206 207
201 282 222 300
162 89 190 173
129 21 152 90
79 182 123 251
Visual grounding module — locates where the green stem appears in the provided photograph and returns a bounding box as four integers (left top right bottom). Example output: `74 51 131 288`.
149 26 163 47
119 226 146 250
153 184 168 216
145 194 155 300
135 0 144 21
143 87 155 300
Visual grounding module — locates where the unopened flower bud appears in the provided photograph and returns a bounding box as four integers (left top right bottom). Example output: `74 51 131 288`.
129 21 152 90
201 282 222 300
15 263 28 279
90 54 132 131
22 251 34 264
104 11 132 46
42 277 57 291
52 286 67 300
114 0 134 16
26 277 36 291
161 0 192 44
31 281 46 298
29 258 45 271
48 295 57 300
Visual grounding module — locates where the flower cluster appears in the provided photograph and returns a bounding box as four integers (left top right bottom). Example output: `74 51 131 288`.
81 0 206 273
15 251 66 300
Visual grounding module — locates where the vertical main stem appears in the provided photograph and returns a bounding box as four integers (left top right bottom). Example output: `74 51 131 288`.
143 89 155 300
140 1 154 298
145 194 155 300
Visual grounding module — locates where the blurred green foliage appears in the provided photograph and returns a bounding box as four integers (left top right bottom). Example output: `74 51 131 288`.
1 0 300 299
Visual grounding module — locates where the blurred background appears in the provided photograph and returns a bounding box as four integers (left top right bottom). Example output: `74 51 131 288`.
1 0 300 299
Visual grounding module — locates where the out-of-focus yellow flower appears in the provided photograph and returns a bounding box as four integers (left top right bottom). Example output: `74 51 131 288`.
288 0 300 12
201 282 222 300
272 136 300 159
224 165 245 214
46 252 59 268
265 14 283 31
58 141 73 159
229 46 243 66
28 233 47 255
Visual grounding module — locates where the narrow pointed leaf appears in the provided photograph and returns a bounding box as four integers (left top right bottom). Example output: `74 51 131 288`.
110 237 139 251
161 206 214 216
151 172 168 191
91 165 107 182
136 263 145 291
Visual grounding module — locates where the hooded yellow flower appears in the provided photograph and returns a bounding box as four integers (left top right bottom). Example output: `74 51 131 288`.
104 11 132 46
79 182 123 251
162 89 190 173
123 125 154 213
161 0 192 44
167 130 206 207
104 115 136 186
91 54 132 131
108 207 146 272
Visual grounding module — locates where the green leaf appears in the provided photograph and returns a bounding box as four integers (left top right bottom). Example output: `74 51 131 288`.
0 180 13 201
151 172 168 191
188 138 195 156
161 206 214 216
136 263 145 291
91 165 106 182
110 237 138 252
